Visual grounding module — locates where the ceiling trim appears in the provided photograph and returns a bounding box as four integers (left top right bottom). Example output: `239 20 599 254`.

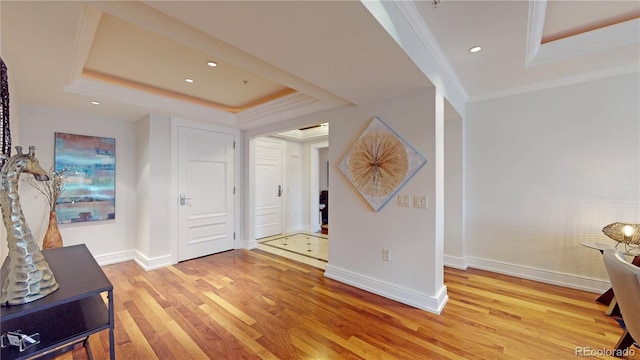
395 1 468 106
526 0 640 67
66 76 236 125
525 0 547 68
81 69 296 114
235 92 338 130
542 12 640 44
67 71 341 129
89 1 350 108
67 5 102 87
362 0 467 117
63 2 350 129
65 6 230 123
470 63 639 103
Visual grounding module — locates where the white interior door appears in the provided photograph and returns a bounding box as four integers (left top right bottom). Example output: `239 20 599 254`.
254 137 283 239
178 126 234 262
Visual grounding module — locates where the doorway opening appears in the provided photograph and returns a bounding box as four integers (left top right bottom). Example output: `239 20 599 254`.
251 123 329 268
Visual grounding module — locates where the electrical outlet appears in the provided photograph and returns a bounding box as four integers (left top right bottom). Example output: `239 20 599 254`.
382 248 390 261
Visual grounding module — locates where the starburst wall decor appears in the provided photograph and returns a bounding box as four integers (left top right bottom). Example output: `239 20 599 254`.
339 117 427 211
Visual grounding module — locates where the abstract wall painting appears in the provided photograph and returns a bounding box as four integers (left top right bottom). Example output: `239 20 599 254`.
54 133 115 223
338 117 426 211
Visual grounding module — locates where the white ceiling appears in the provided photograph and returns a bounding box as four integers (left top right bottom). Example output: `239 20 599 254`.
414 0 639 101
1 1 638 130
143 0 433 107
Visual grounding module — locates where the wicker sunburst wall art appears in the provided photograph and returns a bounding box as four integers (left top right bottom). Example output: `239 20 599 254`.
339 117 427 211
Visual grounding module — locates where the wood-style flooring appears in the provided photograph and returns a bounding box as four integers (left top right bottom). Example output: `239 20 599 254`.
57 249 638 359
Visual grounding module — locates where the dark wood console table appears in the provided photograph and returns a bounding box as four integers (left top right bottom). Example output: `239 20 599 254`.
1 244 114 359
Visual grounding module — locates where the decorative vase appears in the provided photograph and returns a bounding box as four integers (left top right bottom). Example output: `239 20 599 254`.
42 210 63 249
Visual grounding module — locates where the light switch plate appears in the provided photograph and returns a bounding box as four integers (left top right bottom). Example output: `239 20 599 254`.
413 195 427 208
397 195 409 207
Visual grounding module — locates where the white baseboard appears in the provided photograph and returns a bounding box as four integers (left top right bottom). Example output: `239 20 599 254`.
94 249 171 271
94 250 135 266
444 255 468 270
324 264 448 314
245 239 258 250
133 251 173 271
466 256 610 293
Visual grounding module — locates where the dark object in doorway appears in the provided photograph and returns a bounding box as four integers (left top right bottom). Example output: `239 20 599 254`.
320 190 328 225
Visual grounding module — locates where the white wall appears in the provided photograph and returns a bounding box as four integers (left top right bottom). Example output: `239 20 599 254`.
465 73 640 292
148 114 172 260
18 105 137 262
444 100 464 268
135 115 150 257
326 88 445 312
135 113 172 269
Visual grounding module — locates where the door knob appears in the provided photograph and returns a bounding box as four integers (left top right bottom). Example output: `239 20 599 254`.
277 185 282 197
179 193 192 205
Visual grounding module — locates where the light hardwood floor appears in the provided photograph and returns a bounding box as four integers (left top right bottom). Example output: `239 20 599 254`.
58 249 638 359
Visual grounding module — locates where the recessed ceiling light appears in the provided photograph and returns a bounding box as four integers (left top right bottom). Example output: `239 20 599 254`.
469 46 482 53
90 101 101 105
184 78 194 83
207 61 217 67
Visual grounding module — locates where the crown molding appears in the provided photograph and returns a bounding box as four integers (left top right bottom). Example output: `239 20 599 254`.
64 2 347 130
66 76 236 126
90 1 349 108
235 92 339 130
525 0 547 67
362 0 468 118
67 5 103 87
527 0 640 67
66 4 236 125
470 64 639 103
236 92 318 123
395 1 468 109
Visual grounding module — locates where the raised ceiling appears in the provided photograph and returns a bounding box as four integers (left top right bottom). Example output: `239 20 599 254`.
1 1 638 129
84 13 294 113
414 0 639 101
543 0 640 43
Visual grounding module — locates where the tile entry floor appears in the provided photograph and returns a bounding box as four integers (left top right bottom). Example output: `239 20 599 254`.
257 232 328 269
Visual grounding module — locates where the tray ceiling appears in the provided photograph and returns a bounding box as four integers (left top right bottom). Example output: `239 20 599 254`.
85 13 294 113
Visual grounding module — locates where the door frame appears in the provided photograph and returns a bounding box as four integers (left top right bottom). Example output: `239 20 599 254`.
170 117 241 265
309 141 328 233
